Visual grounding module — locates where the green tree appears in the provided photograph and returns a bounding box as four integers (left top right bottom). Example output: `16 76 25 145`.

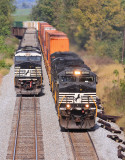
0 0 15 36
31 0 125 62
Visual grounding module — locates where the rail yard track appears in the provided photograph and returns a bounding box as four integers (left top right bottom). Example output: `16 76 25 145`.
6 96 44 160
68 131 99 160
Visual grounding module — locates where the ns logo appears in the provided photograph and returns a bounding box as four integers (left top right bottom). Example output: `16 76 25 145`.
74 93 81 102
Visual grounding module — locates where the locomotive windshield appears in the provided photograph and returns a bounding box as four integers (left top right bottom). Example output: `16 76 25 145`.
15 56 41 62
61 76 76 82
60 75 94 83
79 76 94 82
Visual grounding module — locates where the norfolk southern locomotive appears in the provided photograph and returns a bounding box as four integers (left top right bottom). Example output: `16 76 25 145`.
51 52 97 130
14 28 42 95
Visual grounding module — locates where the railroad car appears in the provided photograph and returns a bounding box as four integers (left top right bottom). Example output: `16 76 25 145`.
12 21 26 38
44 30 69 83
50 52 97 129
12 21 44 38
14 28 42 95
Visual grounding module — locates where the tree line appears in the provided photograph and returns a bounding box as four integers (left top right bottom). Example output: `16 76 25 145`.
0 0 15 37
0 0 16 61
31 0 125 62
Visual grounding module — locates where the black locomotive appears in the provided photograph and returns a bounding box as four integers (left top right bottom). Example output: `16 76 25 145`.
50 52 97 130
14 28 42 95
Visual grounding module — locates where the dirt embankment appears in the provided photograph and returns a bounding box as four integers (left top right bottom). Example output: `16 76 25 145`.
83 56 124 99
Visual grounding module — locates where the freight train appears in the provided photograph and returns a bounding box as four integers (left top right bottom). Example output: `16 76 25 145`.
14 28 42 95
36 21 98 130
13 21 98 130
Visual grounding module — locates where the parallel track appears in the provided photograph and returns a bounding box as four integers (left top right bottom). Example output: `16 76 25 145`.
6 96 44 160
68 131 99 160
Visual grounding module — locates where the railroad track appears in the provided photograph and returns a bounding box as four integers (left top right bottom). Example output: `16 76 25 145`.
6 96 44 160
68 131 99 160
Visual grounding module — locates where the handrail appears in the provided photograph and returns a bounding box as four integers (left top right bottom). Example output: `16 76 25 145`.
57 96 65 119
89 95 98 117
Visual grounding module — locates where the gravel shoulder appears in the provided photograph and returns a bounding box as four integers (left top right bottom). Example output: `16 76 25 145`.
89 117 125 160
0 66 16 160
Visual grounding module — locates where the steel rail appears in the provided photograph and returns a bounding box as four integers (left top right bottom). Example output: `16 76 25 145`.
68 131 77 160
13 96 22 160
34 95 38 160
87 132 99 160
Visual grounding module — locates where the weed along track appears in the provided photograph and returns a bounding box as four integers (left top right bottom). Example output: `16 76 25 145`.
68 131 98 160
6 96 44 160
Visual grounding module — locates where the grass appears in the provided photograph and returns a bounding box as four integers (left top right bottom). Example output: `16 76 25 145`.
12 8 32 21
0 36 18 78
0 68 9 76
70 44 125 132
5 58 13 66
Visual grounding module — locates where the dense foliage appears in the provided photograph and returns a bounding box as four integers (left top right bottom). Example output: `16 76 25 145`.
0 0 15 36
0 0 16 61
31 0 125 62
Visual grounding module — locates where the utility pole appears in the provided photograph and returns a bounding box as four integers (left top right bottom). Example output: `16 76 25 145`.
122 28 125 64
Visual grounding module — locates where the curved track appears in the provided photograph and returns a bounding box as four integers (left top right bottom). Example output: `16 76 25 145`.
68 131 99 160
6 96 44 160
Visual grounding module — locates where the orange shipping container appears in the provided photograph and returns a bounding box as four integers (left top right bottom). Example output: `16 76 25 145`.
43 27 56 56
38 22 48 40
46 30 69 66
41 24 52 45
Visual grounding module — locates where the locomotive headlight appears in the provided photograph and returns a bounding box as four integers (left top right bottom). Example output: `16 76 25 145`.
85 104 90 109
74 70 81 76
66 104 71 110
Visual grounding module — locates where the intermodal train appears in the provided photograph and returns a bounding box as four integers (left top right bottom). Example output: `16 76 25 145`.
14 27 42 95
13 21 98 130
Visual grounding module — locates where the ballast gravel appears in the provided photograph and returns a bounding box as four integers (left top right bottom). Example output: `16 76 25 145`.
0 66 16 160
89 117 125 160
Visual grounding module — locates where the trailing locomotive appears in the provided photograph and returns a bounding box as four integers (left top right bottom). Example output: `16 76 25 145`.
50 52 97 130
14 28 42 95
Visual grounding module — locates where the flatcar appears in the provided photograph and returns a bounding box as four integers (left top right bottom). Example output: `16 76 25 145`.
14 28 42 95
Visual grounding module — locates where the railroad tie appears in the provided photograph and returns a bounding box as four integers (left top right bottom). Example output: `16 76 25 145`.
107 135 124 143
118 145 125 159
101 124 121 134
